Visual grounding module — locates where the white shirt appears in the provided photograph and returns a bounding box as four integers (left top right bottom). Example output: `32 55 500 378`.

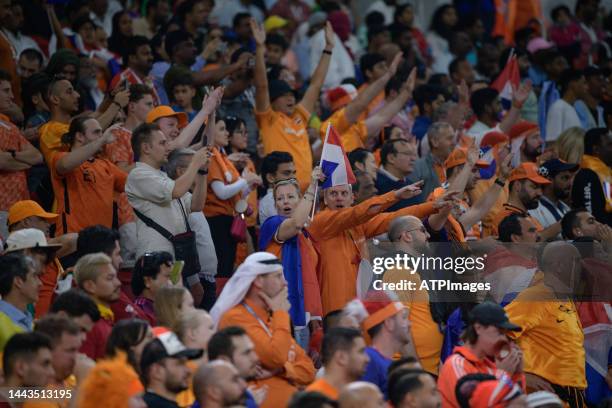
125 162 193 258
545 99 581 142
259 189 277 225
466 121 501 147
529 196 570 239
309 29 355 90
3 30 42 58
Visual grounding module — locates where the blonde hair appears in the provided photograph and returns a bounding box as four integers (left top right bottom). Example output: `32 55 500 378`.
74 253 112 289
272 178 300 201
173 309 209 342
153 286 189 328
557 127 585 164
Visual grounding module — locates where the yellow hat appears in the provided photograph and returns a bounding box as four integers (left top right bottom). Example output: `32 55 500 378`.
264 15 288 32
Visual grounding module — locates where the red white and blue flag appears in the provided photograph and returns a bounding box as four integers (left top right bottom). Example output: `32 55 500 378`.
320 124 356 188
492 54 520 109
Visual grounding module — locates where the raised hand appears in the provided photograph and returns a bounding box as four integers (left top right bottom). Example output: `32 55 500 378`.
395 180 424 200
498 152 513 180
401 67 418 96
324 21 335 50
194 146 211 170
389 52 403 76
466 142 480 167
250 18 266 46
202 87 224 114
102 123 121 144
512 79 532 107
113 88 130 109
311 166 325 184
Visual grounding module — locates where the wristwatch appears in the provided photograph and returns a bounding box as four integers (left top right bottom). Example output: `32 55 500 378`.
198 169 208 175
7 149 16 158
494 178 506 187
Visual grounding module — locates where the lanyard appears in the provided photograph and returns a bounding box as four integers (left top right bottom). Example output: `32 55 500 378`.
242 302 272 337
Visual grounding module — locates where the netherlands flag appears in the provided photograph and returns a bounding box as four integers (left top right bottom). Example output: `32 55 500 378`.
320 123 356 188
492 54 520 110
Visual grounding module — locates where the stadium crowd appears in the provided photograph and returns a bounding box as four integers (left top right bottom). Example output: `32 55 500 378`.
1 0 612 407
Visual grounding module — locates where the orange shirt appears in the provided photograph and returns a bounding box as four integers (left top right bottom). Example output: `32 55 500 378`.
257 105 312 191
35 259 63 318
504 283 586 388
490 203 543 237
438 345 525 408
40 121 69 165
106 126 135 225
383 268 443 375
357 85 384 119
219 300 316 408
176 359 198 408
319 108 368 152
204 148 241 218
51 153 127 234
471 177 509 238
0 31 20 106
308 192 437 315
0 117 31 211
428 187 480 242
306 378 339 400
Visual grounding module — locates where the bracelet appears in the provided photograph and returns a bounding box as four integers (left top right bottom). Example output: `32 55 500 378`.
198 169 208 175
494 178 506 187
112 101 124 109
323 50 332 55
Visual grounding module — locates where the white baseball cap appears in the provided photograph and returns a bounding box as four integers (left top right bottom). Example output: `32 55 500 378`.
4 228 62 254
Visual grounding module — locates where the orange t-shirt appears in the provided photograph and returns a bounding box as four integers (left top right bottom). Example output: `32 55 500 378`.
471 177 509 238
490 203 543 237
306 378 339 400
106 127 135 225
257 105 312 191
35 259 63 318
204 148 241 218
357 84 384 119
0 32 20 106
51 153 127 234
0 117 31 211
320 108 368 152
40 121 69 165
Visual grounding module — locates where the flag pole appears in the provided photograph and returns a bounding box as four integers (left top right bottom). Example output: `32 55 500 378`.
310 122 331 221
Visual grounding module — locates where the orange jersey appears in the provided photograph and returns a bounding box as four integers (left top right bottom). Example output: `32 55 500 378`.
51 153 127 234
257 105 312 191
40 121 69 165
438 345 525 408
306 378 339 400
383 268 443 375
106 126 135 225
471 177 509 238
320 108 368 152
0 117 31 211
309 192 437 315
34 259 63 318
504 283 586 388
219 300 315 408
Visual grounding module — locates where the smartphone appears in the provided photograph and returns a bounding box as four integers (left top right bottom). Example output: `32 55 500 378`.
122 78 129 90
170 260 185 285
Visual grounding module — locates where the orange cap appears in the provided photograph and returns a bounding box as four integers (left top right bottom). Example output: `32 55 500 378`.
8 200 58 226
146 106 188 128
480 131 509 148
508 121 538 140
444 148 488 169
508 162 551 184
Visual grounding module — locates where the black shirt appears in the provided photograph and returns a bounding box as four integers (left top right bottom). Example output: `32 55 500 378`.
143 392 180 408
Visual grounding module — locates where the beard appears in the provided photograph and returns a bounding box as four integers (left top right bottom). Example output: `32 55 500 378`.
525 197 540 210
523 144 542 160
553 184 570 200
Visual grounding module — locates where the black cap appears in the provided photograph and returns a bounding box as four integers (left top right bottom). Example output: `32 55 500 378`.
539 159 579 178
268 79 294 102
140 329 203 375
468 302 521 331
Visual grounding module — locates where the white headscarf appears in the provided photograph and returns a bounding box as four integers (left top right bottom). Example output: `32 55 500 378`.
210 252 283 326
